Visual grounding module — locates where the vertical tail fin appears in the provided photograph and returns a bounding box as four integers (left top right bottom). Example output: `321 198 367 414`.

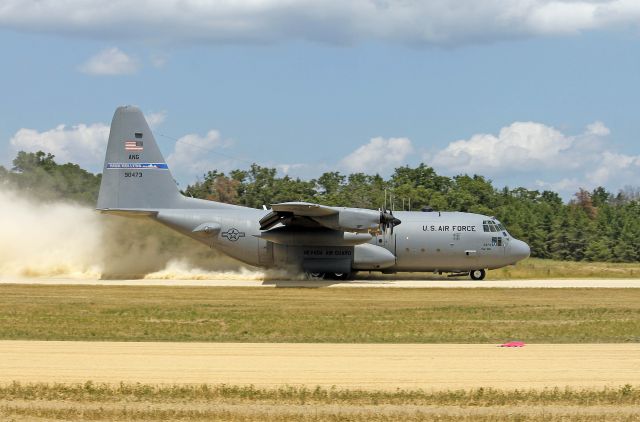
97 106 183 211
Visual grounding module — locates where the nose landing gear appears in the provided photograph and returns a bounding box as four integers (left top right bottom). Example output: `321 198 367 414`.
470 269 486 280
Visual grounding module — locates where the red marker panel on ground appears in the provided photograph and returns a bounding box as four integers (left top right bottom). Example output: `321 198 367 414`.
500 341 526 347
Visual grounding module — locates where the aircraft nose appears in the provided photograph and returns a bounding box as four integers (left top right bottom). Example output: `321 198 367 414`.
509 239 530 262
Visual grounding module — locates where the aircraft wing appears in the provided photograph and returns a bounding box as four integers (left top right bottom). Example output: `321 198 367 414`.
260 201 400 233
272 202 337 217
259 202 336 230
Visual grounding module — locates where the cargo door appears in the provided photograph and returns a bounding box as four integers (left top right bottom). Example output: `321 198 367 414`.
258 239 274 266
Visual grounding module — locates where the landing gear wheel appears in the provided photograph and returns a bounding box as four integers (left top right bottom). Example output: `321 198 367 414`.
307 272 325 280
470 269 486 280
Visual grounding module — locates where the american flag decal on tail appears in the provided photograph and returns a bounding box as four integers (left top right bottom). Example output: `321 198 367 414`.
124 140 143 151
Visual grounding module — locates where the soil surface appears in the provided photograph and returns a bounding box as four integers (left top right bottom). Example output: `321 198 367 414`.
1 341 638 390
2 276 640 288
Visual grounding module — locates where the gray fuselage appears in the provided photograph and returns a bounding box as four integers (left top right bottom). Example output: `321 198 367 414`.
97 106 529 277
154 206 530 274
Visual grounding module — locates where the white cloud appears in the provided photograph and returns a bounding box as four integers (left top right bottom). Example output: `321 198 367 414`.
10 123 110 171
429 120 640 195
430 121 577 173
2 1 640 46
79 47 140 75
341 137 413 173
588 151 640 186
145 111 167 129
8 110 164 171
535 178 580 192
586 121 610 136
277 163 306 175
166 130 232 178
6 110 237 182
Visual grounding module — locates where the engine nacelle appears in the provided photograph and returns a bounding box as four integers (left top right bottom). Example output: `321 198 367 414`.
353 243 396 270
313 208 380 233
259 227 372 246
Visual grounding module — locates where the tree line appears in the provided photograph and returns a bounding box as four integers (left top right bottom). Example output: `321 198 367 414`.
3 151 640 263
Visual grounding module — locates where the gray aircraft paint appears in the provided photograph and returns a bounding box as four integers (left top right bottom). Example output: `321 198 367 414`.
97 106 530 278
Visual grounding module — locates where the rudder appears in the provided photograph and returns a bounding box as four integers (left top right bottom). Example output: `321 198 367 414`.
97 106 183 211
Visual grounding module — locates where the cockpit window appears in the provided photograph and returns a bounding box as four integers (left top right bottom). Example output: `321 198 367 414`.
483 220 499 232
483 219 507 233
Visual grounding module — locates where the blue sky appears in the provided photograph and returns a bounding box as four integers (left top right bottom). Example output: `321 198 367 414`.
1 1 639 198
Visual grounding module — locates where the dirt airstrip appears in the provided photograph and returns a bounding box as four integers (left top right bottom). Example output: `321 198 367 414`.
1 341 638 390
2 276 640 288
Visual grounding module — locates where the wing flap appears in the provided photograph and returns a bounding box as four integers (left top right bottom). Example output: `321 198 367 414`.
259 211 293 230
271 202 337 217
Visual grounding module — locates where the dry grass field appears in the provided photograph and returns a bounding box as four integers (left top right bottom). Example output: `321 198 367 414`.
360 258 640 280
0 285 638 343
1 382 639 421
489 258 640 279
1 283 638 420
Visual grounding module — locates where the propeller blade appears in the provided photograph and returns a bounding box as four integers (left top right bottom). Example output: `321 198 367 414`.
379 209 401 235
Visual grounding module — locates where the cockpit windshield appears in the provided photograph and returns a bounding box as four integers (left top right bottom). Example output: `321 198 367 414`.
482 219 506 233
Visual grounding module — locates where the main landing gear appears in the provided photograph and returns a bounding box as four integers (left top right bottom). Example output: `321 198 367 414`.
307 272 351 280
469 269 486 280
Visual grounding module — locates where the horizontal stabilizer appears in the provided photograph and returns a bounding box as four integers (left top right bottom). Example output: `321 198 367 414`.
98 209 159 217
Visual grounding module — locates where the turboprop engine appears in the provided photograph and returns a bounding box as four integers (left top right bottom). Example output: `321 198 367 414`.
313 208 401 234
312 208 381 233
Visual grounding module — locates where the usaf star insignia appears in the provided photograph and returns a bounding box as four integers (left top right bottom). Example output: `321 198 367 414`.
222 228 245 241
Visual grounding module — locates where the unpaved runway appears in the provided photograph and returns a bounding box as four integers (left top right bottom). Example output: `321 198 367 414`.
1 276 640 288
1 341 638 390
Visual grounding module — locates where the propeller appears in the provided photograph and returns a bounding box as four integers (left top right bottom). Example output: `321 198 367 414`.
380 209 401 234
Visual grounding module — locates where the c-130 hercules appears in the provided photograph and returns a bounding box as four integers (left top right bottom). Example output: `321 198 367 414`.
97 106 530 280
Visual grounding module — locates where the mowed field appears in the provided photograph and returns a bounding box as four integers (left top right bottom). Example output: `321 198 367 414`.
0 285 639 342
1 284 639 421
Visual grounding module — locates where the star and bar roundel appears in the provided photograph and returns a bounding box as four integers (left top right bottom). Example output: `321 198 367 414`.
222 228 246 241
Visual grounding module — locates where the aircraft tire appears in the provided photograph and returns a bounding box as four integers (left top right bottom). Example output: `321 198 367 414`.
470 269 486 280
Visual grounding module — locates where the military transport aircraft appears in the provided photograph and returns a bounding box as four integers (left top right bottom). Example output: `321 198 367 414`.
97 106 530 280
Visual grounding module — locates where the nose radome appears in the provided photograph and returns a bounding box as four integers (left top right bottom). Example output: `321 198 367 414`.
510 239 530 262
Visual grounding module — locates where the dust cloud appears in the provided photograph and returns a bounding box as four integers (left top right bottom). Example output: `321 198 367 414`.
0 188 269 280
144 259 298 281
0 189 102 278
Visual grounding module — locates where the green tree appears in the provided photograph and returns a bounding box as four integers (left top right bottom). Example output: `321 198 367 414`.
0 151 101 204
